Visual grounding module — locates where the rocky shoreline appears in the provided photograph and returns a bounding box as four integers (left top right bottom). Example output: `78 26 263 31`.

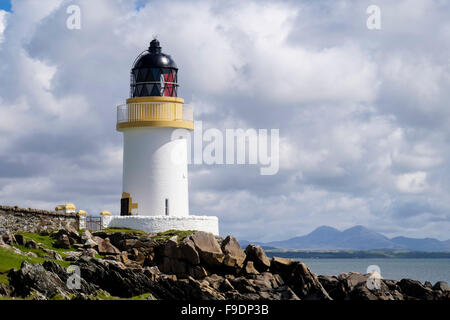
0 228 449 300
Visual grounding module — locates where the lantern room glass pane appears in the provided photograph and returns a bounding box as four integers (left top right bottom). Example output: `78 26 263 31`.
150 68 160 81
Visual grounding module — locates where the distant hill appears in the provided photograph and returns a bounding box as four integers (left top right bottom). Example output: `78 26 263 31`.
240 225 450 252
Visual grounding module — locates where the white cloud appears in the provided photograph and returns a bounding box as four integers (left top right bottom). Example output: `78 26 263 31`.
0 10 7 43
396 172 428 194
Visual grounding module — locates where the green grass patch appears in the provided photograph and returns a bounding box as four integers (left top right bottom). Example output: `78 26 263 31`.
96 291 156 300
152 229 197 243
0 246 45 272
16 232 73 257
102 227 147 235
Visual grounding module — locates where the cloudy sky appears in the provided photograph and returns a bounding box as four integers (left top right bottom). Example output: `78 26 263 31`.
0 0 449 242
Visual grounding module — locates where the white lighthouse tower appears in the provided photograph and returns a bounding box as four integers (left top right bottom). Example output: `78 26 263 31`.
104 39 219 235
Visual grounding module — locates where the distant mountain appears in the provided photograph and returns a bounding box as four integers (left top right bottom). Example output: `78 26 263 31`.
390 236 450 252
240 226 450 252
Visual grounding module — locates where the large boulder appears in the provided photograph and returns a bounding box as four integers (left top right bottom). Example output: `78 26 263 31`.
80 230 93 243
14 234 26 246
179 238 200 265
74 257 154 298
8 261 70 298
96 238 120 255
42 260 98 295
25 240 38 249
318 275 347 300
398 279 435 300
433 281 449 292
244 245 270 272
53 234 71 249
52 228 80 245
221 236 246 269
271 259 331 300
189 232 224 267
330 273 404 300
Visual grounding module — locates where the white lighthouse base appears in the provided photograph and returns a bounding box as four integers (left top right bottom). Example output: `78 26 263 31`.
101 215 219 235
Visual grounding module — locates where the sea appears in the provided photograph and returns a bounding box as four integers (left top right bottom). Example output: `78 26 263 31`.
297 258 450 285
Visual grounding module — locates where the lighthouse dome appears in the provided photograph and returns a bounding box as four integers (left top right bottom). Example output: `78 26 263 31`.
130 39 179 97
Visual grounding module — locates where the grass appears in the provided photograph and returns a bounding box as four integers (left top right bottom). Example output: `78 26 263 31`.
15 232 74 257
0 246 49 287
102 227 147 235
0 234 72 286
152 229 197 243
0 246 46 272
95 291 156 300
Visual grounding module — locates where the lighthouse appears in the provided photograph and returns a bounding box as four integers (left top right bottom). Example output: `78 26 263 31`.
103 39 219 235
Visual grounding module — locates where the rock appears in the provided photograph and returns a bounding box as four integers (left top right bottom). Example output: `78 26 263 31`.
52 228 80 245
424 281 433 289
188 265 209 279
274 260 331 300
143 266 161 281
338 272 369 292
42 248 63 261
92 231 108 239
72 244 84 250
243 261 259 275
179 238 200 265
318 275 347 300
220 278 235 292
221 235 246 269
80 230 93 242
42 260 98 295
28 289 48 300
25 240 38 249
97 238 120 255
64 251 83 261
107 232 139 248
82 248 98 258
159 257 187 276
189 232 224 267
270 257 294 273
398 279 434 300
433 281 449 292
74 257 155 298
0 283 11 296
119 238 146 251
38 229 50 236
83 238 97 249
244 245 270 272
128 248 146 265
14 234 26 246
8 261 70 298
162 237 180 259
120 252 130 264
2 233 16 245
53 234 71 249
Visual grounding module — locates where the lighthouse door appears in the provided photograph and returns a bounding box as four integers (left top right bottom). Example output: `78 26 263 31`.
121 198 130 216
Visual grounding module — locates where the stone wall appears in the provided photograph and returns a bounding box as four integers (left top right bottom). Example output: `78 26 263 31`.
0 205 80 233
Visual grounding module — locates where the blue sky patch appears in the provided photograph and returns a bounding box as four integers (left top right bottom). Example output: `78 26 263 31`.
0 0 11 12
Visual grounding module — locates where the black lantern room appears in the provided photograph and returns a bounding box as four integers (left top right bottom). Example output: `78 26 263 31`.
130 39 178 98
